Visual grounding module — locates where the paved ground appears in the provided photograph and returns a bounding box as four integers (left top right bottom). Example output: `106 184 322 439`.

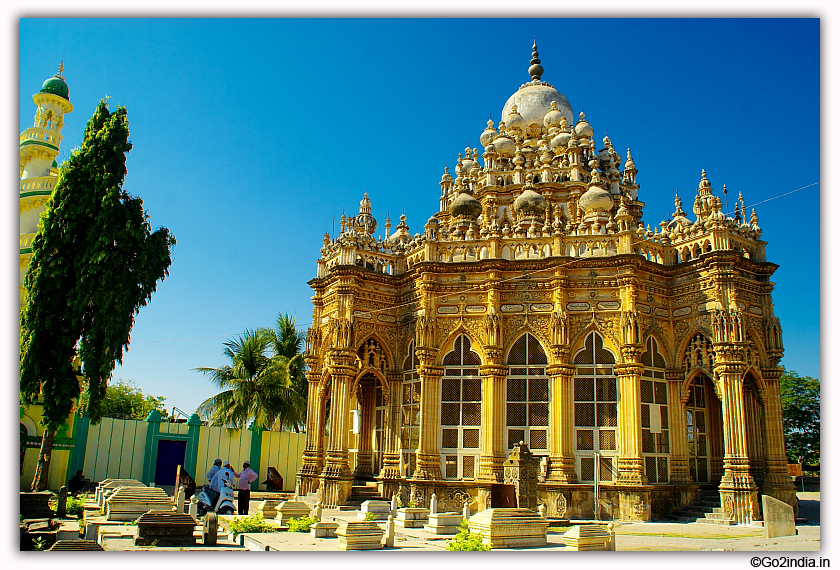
99 491 820 552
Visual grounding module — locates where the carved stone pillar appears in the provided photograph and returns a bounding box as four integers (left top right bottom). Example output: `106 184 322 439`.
757 367 798 515
413 348 442 480
319 349 356 507
380 372 402 497
546 351 576 483
665 369 692 485
478 351 506 483
615 347 646 485
354 379 375 476
503 442 540 510
298 370 325 495
714 354 759 524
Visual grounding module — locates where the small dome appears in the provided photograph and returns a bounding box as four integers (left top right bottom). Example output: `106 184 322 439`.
441 166 453 183
550 130 572 149
543 101 565 128
480 119 498 148
579 185 614 212
575 112 594 138
449 191 482 218
493 134 516 158
504 105 527 135
513 186 548 216
40 76 70 100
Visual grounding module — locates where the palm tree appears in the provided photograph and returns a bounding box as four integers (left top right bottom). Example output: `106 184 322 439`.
266 313 308 432
195 328 297 432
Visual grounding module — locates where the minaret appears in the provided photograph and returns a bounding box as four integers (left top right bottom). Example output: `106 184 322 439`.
20 63 73 307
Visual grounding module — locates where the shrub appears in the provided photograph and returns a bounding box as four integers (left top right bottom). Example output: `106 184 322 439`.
48 493 86 517
446 520 491 551
228 513 281 537
364 512 379 521
287 516 316 532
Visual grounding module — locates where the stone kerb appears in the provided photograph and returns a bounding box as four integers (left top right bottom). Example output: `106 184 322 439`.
395 507 430 528
562 524 615 551
358 499 392 520
763 495 797 539
467 508 549 548
335 520 385 550
423 511 463 535
276 500 311 524
105 486 173 521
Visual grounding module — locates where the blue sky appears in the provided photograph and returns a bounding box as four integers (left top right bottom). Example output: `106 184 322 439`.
17 18 820 415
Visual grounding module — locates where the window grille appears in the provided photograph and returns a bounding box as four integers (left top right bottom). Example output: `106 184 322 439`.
686 374 711 483
641 337 670 484
400 341 421 474
442 428 458 448
440 335 482 480
506 334 550 451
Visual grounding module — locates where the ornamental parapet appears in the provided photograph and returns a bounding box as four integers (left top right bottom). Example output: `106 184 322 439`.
20 126 63 149
20 175 57 194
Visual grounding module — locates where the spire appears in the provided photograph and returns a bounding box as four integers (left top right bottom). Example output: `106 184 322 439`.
529 39 544 81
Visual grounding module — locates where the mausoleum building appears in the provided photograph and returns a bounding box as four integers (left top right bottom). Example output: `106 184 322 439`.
297 44 797 524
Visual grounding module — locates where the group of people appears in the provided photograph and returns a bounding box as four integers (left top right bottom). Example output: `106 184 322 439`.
206 459 258 515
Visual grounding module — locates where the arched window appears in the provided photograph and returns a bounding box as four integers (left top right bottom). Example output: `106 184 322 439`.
440 335 482 480
401 341 420 477
573 332 617 482
686 375 711 483
641 337 669 483
506 334 549 454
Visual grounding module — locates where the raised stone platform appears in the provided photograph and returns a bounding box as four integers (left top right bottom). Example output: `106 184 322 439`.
467 508 549 548
562 523 615 551
277 500 311 524
96 479 146 507
105 486 173 521
395 507 430 528
423 512 462 535
311 521 340 538
48 539 104 551
256 499 281 519
358 499 392 521
134 511 198 546
335 520 385 550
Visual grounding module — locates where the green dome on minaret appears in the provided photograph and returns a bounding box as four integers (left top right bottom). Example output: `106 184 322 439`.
39 62 70 100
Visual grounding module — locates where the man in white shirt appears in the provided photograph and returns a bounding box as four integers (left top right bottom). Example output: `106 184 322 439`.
233 461 259 515
206 458 222 484
208 461 235 507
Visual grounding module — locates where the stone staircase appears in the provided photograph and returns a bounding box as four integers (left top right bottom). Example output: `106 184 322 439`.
344 480 387 509
670 489 735 526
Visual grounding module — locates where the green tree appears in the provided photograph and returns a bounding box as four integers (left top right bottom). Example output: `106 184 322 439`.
779 369 820 465
266 313 308 432
20 100 175 490
77 379 167 420
195 327 302 432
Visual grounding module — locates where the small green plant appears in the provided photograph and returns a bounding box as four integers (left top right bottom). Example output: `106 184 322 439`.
409 500 418 508
446 520 491 551
364 511 379 521
287 515 316 532
33 537 49 551
228 513 281 537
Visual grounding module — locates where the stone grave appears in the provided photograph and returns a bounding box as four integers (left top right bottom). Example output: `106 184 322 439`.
503 442 540 510
562 523 615 551
358 499 391 521
276 500 311 524
311 520 340 538
335 520 385 550
134 511 198 546
395 507 430 528
96 479 146 507
467 507 549 548
105 486 173 521
256 498 282 519
763 495 797 538
423 511 462 535
20 491 54 519
48 539 104 551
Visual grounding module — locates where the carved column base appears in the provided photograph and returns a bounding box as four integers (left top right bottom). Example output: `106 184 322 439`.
720 459 760 523
317 474 354 508
296 473 321 497
617 457 648 485
478 454 505 483
546 454 578 484
380 452 402 480
413 452 442 481
618 488 653 521
299 450 324 477
322 450 351 478
354 452 373 476
668 457 694 485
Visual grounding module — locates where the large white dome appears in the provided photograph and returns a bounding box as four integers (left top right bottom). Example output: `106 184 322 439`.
502 84 573 133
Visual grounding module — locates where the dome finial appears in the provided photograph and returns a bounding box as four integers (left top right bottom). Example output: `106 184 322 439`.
529 39 544 81
57 61 65 79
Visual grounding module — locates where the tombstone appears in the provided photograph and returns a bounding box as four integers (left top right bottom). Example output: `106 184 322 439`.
96 479 146 507
176 486 186 513
203 511 218 546
313 501 323 522
390 495 398 518
358 499 391 521
395 507 430 528
430 493 438 514
423 511 462 534
189 495 199 519
763 495 797 538
462 500 471 521
310 520 340 538
105 486 173 521
384 515 395 548
134 511 197 546
503 441 540 510
56 486 68 518
468 508 549 548
276 500 311 524
335 520 384 550
562 524 613 551
257 499 281 519
48 539 104 551
538 504 546 519
20 492 54 519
